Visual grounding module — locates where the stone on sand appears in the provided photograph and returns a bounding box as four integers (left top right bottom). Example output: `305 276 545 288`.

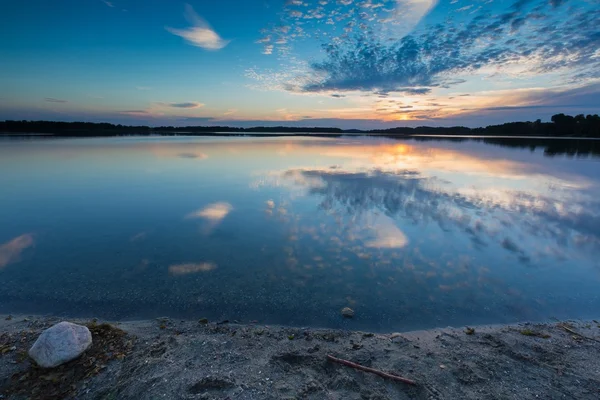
28 321 92 368
341 307 355 318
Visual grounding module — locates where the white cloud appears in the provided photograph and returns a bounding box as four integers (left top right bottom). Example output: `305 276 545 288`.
365 217 409 248
388 0 438 37
166 4 229 50
186 202 233 222
263 44 274 55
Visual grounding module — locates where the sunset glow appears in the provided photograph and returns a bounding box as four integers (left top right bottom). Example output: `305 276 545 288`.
1 0 598 128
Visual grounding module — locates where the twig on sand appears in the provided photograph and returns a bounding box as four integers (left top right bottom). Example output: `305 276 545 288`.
326 355 417 386
558 324 600 343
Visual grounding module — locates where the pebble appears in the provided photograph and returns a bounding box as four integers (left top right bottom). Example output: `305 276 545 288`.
341 307 355 318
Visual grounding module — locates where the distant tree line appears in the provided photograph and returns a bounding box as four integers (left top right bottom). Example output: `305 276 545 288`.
370 114 600 137
402 136 600 158
0 120 151 135
1 113 599 137
0 121 342 136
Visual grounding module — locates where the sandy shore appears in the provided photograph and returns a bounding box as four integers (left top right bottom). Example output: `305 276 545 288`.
1 314 600 399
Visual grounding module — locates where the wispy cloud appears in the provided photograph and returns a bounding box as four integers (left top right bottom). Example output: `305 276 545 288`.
0 233 34 269
44 97 67 103
102 0 115 8
166 4 229 50
389 0 438 37
159 101 204 109
118 110 151 117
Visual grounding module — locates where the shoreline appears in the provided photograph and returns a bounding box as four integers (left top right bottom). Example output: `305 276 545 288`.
2 314 600 399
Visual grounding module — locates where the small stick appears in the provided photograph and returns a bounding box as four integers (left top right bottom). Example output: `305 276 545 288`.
327 355 417 386
558 324 600 343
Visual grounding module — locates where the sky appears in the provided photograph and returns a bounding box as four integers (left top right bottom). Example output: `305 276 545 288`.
1 0 599 128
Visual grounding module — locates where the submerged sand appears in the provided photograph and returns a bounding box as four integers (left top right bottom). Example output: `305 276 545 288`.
1 314 600 399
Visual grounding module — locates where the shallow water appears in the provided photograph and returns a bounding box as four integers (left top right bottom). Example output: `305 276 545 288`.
0 135 599 332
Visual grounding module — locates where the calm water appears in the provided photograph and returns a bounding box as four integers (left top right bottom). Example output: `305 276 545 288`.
1 136 599 332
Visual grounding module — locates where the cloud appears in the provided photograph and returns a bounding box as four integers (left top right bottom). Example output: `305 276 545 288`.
262 45 274 55
277 160 599 264
365 217 409 248
166 4 229 50
102 0 115 7
119 110 151 117
289 0 600 94
44 97 67 103
178 152 208 159
160 101 204 109
186 202 233 222
0 234 34 268
390 0 438 36
130 231 148 242
168 262 217 275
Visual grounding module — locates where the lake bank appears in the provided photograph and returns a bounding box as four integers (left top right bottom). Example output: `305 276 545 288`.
1 314 599 399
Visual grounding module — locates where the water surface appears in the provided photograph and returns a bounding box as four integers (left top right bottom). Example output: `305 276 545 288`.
1 136 599 332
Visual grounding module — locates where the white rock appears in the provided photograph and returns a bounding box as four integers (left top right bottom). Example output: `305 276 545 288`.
28 321 92 368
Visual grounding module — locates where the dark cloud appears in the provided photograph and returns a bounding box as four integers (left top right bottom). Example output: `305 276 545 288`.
501 237 522 253
119 110 148 114
296 0 600 94
44 97 67 103
178 153 200 159
165 102 203 109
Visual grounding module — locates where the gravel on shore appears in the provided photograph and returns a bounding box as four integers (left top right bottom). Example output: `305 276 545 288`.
1 314 600 399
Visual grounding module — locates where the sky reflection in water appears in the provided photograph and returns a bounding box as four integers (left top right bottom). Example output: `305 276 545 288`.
0 136 598 331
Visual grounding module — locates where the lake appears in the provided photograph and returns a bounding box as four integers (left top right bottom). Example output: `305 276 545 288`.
0 135 599 332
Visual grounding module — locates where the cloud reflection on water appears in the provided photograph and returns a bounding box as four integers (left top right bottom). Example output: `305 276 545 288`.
0 234 34 269
168 262 217 275
186 202 233 222
364 215 409 249
257 138 600 268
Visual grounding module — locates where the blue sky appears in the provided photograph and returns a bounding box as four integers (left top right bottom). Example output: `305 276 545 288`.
1 0 599 128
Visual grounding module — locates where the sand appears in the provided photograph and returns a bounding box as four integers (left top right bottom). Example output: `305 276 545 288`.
1 314 600 399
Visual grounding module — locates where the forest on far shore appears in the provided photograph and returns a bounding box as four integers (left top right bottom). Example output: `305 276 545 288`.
1 113 599 138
